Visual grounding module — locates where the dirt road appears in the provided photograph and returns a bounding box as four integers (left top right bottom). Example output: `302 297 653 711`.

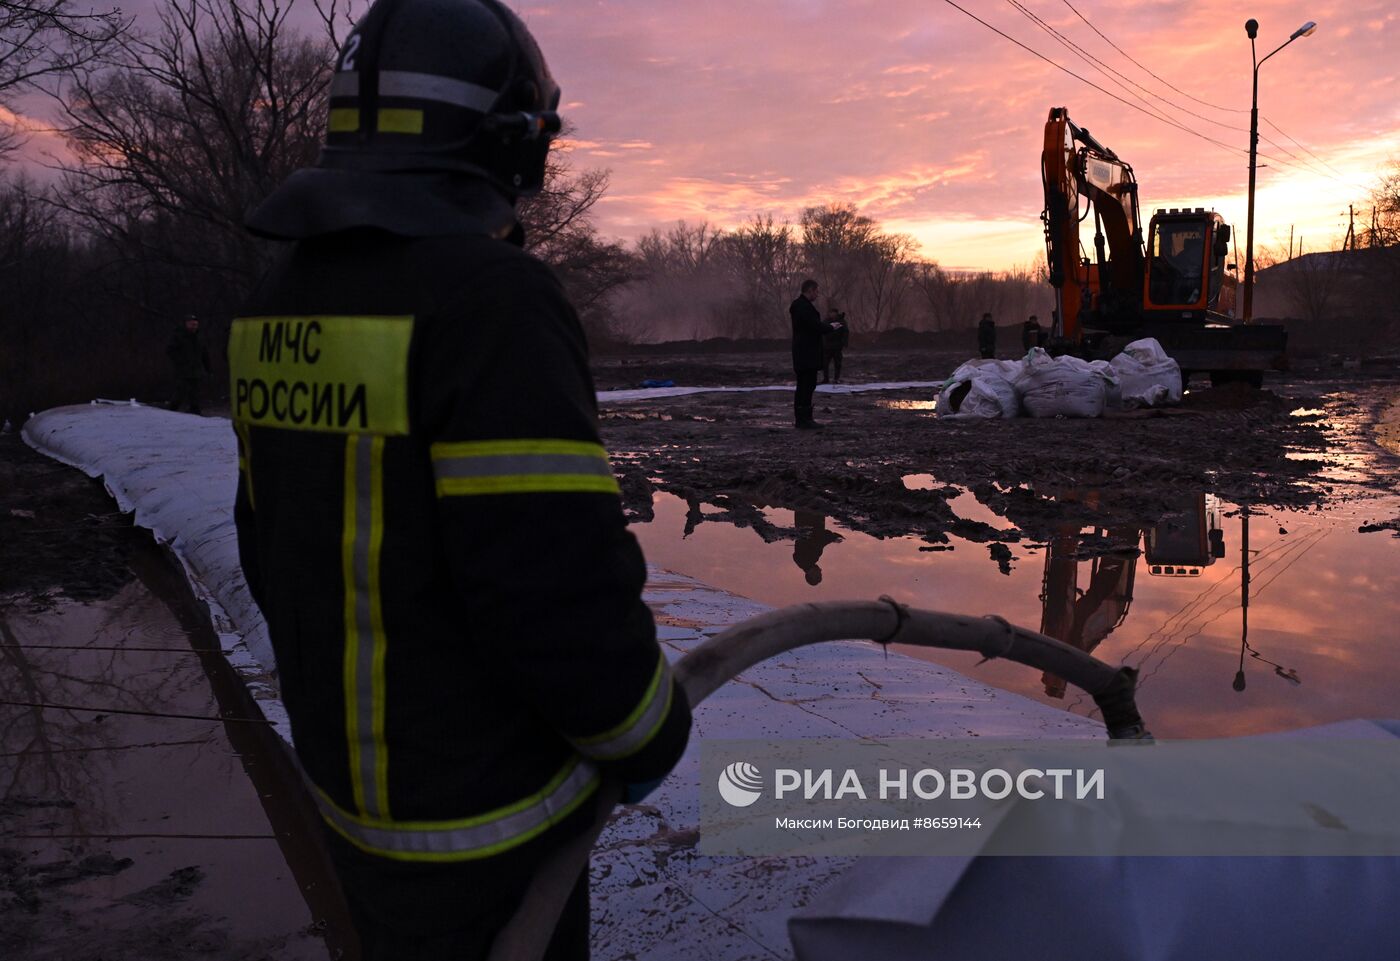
594 350 1400 559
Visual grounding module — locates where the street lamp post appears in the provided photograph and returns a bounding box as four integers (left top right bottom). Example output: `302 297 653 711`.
1242 18 1317 324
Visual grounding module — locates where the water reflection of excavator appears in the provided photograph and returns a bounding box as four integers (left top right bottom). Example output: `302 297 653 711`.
1039 525 1138 698
1145 494 1226 576
1038 494 1226 697
1041 107 1288 386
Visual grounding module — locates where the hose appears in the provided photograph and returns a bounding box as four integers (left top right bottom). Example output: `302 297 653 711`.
487 597 1150 961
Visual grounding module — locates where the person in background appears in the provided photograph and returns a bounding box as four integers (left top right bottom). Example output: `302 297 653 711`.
166 313 211 414
977 312 997 359
790 279 842 429
1022 314 1041 354
821 304 849 384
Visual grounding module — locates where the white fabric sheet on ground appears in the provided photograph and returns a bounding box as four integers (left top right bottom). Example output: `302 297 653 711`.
22 402 1098 961
789 719 1400 961
598 380 941 404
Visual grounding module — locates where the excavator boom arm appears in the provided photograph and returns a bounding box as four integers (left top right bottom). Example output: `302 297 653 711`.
1041 107 1145 341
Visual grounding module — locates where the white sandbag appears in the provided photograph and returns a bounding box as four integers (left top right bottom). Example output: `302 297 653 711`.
937 359 1021 418
953 375 1020 418
1016 349 1111 418
1109 337 1182 408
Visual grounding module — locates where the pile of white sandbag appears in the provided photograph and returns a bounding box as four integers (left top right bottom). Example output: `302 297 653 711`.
1107 337 1184 409
935 358 1022 419
936 338 1182 419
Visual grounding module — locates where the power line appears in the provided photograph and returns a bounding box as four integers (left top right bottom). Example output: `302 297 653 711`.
1263 115 1368 188
1052 0 1365 191
1055 0 1363 190
1009 0 1252 136
939 0 1357 191
940 0 1243 155
1058 0 1249 115
1007 0 1358 188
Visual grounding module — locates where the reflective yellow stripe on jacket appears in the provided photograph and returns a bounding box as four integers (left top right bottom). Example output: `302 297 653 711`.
569 651 675 761
313 756 600 862
430 439 620 496
342 435 391 819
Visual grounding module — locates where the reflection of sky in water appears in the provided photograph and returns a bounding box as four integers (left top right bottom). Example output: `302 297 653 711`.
875 399 938 412
631 490 1400 738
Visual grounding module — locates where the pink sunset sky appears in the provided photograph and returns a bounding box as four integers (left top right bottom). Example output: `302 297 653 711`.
12 0 1398 271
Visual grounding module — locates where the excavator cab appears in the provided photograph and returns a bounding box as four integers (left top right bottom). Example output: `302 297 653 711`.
1144 210 1232 320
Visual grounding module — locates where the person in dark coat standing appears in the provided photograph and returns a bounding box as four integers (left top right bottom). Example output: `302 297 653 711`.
821 304 849 384
1021 314 1041 353
790 279 841 428
166 314 211 414
977 312 996 359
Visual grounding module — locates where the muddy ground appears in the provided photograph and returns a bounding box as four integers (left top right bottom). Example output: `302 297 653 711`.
593 349 1400 560
0 435 342 961
0 348 1397 955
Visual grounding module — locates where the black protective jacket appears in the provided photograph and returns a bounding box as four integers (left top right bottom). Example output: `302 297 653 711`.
790 295 834 371
231 223 690 864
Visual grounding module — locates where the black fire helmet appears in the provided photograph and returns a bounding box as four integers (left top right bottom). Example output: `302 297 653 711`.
247 0 562 241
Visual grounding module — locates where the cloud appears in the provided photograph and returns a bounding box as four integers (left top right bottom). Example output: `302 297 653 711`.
18 0 1395 269
531 0 1398 265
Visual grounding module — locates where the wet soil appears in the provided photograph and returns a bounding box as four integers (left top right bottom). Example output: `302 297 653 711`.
0 436 140 607
0 434 347 961
596 350 1400 560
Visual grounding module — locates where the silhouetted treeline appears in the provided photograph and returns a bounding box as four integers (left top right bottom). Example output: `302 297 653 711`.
601 208 1054 344
5 0 1398 426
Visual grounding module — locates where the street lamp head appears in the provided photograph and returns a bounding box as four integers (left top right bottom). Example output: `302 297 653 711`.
1291 20 1317 40
1245 18 1259 39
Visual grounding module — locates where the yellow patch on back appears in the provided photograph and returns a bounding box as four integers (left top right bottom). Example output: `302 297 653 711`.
229 316 413 436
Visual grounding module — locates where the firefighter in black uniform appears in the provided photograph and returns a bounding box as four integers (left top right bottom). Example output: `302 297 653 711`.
230 1 691 957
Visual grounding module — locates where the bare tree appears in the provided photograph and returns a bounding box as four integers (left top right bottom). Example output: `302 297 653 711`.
624 221 732 340
52 0 333 289
518 146 634 342
310 0 366 50
0 0 128 156
1362 162 1400 249
911 261 964 331
717 214 804 339
800 203 875 309
857 232 917 333
0 174 68 421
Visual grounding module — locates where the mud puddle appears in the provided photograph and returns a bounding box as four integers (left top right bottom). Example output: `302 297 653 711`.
1 536 347 959
631 486 1400 739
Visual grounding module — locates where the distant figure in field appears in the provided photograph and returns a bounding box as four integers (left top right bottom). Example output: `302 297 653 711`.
1022 314 1041 353
821 304 849 384
789 279 842 429
166 313 211 414
977 312 997 359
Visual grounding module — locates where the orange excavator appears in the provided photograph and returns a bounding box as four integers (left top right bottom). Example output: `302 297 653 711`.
1041 107 1287 386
